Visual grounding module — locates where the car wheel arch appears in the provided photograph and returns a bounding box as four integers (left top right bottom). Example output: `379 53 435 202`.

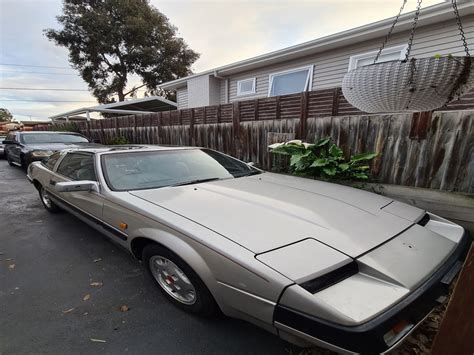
32 179 42 191
130 235 225 309
130 235 216 287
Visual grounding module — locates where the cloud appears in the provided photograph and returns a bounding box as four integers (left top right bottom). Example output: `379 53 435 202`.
1 0 443 119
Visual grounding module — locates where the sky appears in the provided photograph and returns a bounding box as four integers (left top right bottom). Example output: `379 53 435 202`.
0 0 443 121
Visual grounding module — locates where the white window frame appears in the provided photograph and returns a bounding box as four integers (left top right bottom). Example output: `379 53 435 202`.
267 65 314 97
348 44 408 71
236 78 256 96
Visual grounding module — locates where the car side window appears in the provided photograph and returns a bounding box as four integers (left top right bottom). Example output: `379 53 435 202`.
43 152 62 170
6 133 16 142
57 153 97 181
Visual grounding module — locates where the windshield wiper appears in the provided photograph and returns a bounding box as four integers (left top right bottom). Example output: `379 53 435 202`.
171 177 221 187
234 170 262 178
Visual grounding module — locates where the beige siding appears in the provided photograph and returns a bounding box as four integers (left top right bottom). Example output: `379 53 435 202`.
176 87 188 109
209 76 221 105
224 16 474 103
188 75 211 108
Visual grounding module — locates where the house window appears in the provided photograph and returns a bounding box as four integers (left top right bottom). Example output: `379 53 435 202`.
237 78 256 96
348 44 408 71
268 66 313 97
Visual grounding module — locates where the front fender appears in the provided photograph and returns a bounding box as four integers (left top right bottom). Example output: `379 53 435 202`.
129 228 216 291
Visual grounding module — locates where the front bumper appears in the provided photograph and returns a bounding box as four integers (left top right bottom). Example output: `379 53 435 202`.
274 230 470 354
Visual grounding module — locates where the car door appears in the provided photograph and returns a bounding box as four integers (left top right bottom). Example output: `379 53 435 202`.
5 132 21 163
52 152 104 221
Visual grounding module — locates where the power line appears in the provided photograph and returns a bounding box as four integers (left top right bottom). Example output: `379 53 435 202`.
0 99 97 102
0 63 75 70
0 87 88 91
0 70 79 76
0 87 147 92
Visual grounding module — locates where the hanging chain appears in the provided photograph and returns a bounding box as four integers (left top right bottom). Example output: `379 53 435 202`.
404 0 423 61
451 0 470 57
374 0 407 63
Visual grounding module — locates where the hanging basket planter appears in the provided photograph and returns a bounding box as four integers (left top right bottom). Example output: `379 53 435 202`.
342 56 474 113
341 0 473 113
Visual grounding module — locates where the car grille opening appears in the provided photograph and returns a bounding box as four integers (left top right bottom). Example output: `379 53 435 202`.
299 261 358 294
417 213 430 226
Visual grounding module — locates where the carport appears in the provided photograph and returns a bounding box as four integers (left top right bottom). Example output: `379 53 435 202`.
49 96 177 122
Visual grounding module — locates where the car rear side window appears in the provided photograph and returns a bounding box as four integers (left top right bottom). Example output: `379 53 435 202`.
57 153 97 181
43 152 62 170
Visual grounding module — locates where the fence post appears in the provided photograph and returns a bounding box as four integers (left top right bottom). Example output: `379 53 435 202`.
254 99 259 120
114 117 119 137
99 119 105 143
157 112 162 145
331 87 340 116
232 101 241 157
189 109 195 146
299 91 309 139
132 116 137 143
86 121 91 138
276 96 281 120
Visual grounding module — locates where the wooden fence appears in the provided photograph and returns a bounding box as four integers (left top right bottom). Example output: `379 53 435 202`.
38 89 474 194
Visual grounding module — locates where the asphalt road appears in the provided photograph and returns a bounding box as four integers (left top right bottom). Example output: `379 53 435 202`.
0 159 298 354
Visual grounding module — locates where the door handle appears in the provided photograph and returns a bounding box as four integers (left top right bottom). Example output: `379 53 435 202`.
49 179 56 186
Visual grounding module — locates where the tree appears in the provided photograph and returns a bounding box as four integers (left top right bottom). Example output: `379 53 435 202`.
45 0 199 103
0 108 13 122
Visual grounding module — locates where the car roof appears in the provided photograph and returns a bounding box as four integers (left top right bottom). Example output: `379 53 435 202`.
18 131 83 135
63 145 198 155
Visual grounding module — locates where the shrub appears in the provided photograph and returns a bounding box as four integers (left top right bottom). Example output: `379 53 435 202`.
53 122 80 133
106 136 130 145
269 137 378 180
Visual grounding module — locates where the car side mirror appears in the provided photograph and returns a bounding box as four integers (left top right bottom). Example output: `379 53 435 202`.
247 162 256 167
54 181 99 193
92 139 101 143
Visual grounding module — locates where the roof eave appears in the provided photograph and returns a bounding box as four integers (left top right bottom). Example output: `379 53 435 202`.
160 1 474 90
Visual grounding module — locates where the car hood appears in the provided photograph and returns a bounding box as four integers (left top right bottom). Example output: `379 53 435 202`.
25 142 100 151
130 173 422 256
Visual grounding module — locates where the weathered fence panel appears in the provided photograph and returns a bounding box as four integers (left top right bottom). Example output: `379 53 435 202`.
65 110 472 193
40 88 474 194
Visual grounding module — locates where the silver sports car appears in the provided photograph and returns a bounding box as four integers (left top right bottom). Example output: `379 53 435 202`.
27 146 469 354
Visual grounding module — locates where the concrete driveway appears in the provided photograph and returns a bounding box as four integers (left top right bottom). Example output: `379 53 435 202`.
0 160 297 354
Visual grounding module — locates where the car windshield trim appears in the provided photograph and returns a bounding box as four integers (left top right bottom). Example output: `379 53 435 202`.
20 133 89 144
100 148 262 192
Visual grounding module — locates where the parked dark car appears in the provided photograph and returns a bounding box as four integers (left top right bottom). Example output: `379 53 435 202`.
3 131 100 170
0 135 6 158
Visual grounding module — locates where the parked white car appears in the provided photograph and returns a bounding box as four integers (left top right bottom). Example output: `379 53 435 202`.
27 145 470 354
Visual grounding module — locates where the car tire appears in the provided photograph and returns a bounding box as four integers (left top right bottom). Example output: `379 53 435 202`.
6 153 14 166
20 155 28 171
143 244 218 317
38 185 60 213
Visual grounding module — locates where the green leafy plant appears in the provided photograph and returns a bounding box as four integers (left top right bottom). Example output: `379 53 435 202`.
106 136 129 145
269 138 378 180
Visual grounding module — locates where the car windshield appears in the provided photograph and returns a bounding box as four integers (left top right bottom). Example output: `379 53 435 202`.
101 149 260 191
21 133 89 144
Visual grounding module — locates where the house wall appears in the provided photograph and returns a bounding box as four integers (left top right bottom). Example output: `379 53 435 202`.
176 87 188 108
176 15 474 109
187 75 211 108
209 76 221 106
224 16 474 103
